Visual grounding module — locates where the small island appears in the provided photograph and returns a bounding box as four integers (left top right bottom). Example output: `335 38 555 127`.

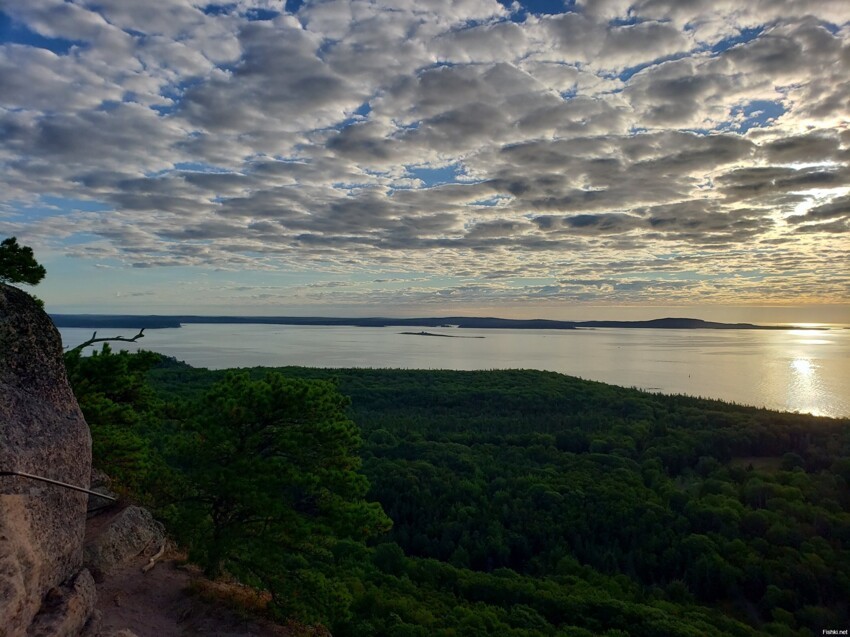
399 331 485 338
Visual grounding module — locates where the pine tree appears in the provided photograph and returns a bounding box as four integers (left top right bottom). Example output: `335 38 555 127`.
0 237 46 286
170 371 391 623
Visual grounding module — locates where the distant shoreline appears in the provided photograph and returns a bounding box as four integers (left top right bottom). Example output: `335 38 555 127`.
50 314 824 331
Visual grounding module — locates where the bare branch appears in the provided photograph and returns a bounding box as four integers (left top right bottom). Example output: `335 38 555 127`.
142 541 167 573
68 328 145 354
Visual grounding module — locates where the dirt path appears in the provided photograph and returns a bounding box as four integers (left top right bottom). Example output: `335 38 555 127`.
86 508 297 637
94 555 297 637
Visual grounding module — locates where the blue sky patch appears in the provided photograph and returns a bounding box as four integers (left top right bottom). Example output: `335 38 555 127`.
42 196 112 213
174 162 233 174
152 77 208 116
11 196 111 220
609 16 642 27
96 100 123 112
202 4 236 17
246 9 280 21
0 11 83 54
710 26 764 54
285 0 306 14
408 164 463 187
727 100 786 133
202 4 277 20
500 0 575 22
152 104 177 116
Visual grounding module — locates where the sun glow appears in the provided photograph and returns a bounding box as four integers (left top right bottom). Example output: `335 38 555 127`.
788 187 850 218
791 358 813 375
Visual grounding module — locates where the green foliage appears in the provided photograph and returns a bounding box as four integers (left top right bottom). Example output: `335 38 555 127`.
75 355 850 635
168 371 391 619
64 344 168 499
148 365 850 636
66 350 389 626
0 236 46 286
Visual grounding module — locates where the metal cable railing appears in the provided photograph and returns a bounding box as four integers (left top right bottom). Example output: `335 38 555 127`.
0 470 117 501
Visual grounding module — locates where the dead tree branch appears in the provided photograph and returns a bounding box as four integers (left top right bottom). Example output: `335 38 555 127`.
68 328 145 354
142 541 167 573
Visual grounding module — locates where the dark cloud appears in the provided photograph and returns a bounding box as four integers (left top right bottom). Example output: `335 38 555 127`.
326 122 400 163
793 218 850 234
760 133 842 164
465 219 532 239
787 194 850 224
717 166 850 202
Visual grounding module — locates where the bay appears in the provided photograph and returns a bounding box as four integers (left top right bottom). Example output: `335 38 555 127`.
58 324 850 418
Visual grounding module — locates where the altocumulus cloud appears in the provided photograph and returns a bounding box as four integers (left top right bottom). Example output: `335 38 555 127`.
0 0 849 310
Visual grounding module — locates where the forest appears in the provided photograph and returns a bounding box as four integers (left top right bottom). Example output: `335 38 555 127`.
65 346 850 637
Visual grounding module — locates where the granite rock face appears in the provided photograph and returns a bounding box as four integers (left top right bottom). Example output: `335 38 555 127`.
0 283 95 636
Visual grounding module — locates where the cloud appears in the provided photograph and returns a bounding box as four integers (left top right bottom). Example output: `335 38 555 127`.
1 0 848 309
545 13 693 71
787 193 850 224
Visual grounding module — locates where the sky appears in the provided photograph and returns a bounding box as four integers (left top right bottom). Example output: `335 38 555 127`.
0 0 848 322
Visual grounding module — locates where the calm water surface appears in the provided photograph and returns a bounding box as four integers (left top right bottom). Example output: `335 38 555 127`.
59 325 850 418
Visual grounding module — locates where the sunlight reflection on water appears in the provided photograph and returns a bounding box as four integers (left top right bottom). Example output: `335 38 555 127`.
58 325 850 418
787 358 824 416
791 358 813 374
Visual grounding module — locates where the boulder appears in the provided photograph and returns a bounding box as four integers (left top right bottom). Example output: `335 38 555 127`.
0 283 94 635
25 569 98 637
84 506 165 575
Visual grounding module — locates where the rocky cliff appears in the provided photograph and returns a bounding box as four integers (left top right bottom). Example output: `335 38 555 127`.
0 283 97 636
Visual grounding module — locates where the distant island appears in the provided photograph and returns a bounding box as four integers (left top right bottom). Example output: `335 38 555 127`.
50 314 820 331
400 331 485 338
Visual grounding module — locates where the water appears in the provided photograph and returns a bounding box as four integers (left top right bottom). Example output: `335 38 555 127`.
58 324 850 418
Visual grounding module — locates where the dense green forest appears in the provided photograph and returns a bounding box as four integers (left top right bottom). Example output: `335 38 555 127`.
66 347 850 636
